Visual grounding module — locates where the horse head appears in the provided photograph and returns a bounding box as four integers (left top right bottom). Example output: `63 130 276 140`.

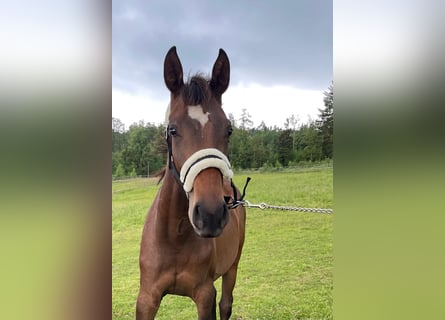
164 46 233 238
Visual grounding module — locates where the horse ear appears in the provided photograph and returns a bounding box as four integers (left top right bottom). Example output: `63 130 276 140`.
210 48 230 96
164 46 184 94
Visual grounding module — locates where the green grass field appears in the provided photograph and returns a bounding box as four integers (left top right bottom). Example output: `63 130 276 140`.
112 167 333 319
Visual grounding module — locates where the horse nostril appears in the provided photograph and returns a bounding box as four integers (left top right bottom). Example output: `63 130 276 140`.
221 204 229 226
193 205 204 229
221 203 227 217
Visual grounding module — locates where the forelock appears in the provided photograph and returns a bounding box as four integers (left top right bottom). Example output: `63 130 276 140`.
182 74 209 106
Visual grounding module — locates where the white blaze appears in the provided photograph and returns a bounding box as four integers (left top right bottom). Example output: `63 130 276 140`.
188 105 210 127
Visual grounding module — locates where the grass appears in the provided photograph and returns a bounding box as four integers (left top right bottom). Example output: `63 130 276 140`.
112 168 333 319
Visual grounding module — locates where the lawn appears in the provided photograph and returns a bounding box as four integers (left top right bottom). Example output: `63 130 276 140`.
112 167 333 319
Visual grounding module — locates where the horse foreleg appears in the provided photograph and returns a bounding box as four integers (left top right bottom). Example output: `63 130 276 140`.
136 289 162 320
193 282 217 320
219 265 239 320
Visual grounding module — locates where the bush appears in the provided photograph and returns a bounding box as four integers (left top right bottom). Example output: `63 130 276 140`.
114 163 126 177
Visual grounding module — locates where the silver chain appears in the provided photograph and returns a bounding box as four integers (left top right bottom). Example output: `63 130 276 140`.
241 200 333 214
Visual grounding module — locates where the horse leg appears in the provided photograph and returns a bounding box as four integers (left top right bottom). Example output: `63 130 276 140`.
193 282 217 320
219 265 239 320
136 289 162 320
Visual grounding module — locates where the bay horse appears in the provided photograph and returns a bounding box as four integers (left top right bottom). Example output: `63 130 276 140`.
136 47 246 320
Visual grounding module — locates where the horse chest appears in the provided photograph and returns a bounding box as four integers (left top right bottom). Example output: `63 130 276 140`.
166 240 216 295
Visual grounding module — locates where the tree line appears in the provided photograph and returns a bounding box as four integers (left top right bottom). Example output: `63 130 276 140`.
112 84 333 177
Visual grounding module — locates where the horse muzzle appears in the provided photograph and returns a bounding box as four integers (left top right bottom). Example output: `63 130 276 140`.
191 200 229 237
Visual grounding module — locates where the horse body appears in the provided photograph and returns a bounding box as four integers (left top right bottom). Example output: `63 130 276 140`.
136 47 245 320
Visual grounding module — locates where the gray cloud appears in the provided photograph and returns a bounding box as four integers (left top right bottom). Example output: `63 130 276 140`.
112 0 332 98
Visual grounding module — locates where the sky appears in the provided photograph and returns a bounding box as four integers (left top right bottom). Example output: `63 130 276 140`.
112 0 332 129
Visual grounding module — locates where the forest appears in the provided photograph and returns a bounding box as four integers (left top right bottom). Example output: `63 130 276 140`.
112 84 332 178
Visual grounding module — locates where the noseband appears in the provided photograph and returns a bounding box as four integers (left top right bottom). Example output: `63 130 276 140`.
180 148 233 192
165 127 249 208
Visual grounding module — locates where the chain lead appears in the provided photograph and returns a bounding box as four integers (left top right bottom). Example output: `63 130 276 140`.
228 178 332 214
243 200 333 214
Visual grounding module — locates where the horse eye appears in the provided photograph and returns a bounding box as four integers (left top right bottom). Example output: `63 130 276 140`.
168 126 178 137
227 126 233 137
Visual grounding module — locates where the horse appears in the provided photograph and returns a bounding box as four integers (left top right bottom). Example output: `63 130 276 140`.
136 46 246 320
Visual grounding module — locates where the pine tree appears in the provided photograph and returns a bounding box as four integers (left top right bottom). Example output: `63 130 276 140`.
277 129 293 166
317 83 333 158
239 108 253 129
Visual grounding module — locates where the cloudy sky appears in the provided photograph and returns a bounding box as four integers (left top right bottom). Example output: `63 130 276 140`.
112 0 332 129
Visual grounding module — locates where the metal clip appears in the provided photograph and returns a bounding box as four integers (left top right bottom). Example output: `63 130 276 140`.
244 201 267 209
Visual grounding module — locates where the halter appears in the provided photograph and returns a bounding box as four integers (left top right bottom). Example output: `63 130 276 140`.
165 126 250 209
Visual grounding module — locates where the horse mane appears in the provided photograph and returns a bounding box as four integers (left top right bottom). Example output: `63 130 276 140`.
182 74 209 106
